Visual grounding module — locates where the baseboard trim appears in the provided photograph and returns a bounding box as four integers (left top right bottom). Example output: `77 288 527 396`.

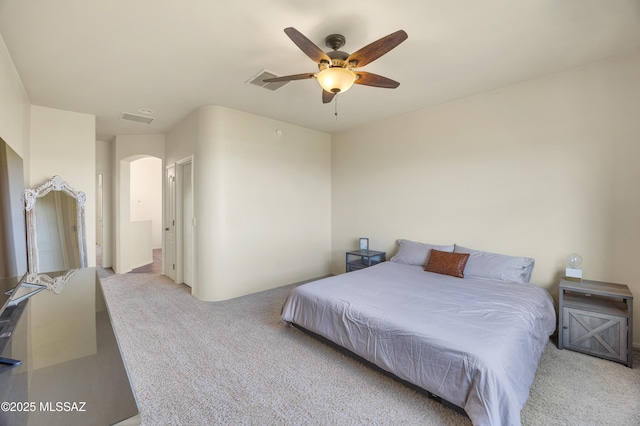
131 260 153 270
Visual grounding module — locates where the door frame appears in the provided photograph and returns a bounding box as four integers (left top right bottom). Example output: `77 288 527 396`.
175 156 194 286
96 173 103 249
164 163 176 280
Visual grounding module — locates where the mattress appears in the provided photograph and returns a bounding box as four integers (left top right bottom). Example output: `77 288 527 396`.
281 261 556 426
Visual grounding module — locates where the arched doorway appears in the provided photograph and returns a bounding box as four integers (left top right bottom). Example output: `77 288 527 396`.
114 154 163 274
129 157 163 273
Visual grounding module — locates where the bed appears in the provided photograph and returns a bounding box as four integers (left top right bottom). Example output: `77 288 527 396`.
281 240 556 426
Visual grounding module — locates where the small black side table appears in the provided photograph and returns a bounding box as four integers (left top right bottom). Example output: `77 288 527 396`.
345 250 386 272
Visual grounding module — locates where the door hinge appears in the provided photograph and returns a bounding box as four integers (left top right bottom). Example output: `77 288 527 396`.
172 264 175 270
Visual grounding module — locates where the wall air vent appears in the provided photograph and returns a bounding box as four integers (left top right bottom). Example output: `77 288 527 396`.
246 69 289 91
121 112 154 124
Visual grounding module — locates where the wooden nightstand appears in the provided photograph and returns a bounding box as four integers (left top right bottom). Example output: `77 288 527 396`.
345 250 386 273
558 278 633 368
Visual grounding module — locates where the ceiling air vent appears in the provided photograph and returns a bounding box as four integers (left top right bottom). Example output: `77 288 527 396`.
246 69 289 91
121 112 154 124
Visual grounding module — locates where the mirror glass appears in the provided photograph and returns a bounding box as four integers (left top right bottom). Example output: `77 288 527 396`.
35 192 81 271
24 176 87 273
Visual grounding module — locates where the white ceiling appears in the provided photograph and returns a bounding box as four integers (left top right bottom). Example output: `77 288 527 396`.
1 0 639 141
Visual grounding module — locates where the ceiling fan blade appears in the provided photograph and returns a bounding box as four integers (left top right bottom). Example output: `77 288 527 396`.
263 73 315 83
346 30 408 68
354 72 400 88
322 90 335 104
284 27 331 64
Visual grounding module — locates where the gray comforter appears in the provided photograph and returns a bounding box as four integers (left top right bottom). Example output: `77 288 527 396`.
281 261 556 426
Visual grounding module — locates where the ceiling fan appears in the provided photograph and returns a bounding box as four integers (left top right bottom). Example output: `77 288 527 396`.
264 27 408 104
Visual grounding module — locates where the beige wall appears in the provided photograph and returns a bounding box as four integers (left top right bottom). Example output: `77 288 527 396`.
0 33 30 173
166 109 198 167
1 36 97 272
332 50 640 345
30 105 97 268
130 157 162 248
189 106 332 301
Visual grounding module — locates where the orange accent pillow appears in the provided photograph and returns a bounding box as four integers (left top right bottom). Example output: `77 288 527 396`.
424 249 470 278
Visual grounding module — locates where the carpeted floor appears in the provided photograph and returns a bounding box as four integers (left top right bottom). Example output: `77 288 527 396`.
99 272 640 426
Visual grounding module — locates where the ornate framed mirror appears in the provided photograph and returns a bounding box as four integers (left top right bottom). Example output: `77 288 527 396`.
24 176 87 273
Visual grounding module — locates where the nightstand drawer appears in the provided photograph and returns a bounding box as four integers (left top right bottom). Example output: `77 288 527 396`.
345 250 386 273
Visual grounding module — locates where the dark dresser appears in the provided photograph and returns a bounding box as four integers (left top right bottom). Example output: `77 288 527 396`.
0 268 140 425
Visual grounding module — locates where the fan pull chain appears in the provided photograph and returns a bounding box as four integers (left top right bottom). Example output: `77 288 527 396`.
334 94 339 120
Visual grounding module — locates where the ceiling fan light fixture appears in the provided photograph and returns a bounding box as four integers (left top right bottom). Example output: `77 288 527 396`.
316 67 356 94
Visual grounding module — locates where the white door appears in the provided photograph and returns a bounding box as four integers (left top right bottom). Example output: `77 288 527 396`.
165 165 176 280
182 162 193 287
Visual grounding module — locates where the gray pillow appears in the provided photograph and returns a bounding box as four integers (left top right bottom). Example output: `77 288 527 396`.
454 245 535 284
390 239 455 266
